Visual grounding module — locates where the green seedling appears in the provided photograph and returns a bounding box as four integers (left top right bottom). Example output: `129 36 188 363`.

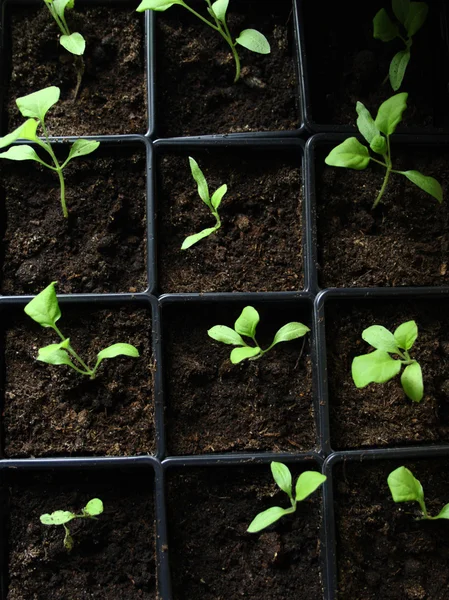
247 462 326 533
208 306 310 364
182 157 227 250
373 0 428 91
388 466 449 520
0 86 99 218
44 0 86 97
24 282 139 379
352 320 423 402
40 498 104 551
136 0 270 83
325 93 443 208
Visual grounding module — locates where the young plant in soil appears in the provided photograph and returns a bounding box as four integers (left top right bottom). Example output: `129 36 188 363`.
43 0 86 98
352 320 423 402
373 0 428 91
208 306 310 364
40 498 104 551
247 462 326 533
24 282 139 378
325 93 443 208
182 156 227 250
388 466 449 520
0 86 100 218
136 0 271 83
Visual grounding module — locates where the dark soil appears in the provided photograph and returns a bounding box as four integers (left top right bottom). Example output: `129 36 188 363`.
5 4 146 136
335 458 449 600
155 1 299 137
2 306 154 457
166 464 323 600
3 469 156 599
163 302 315 455
0 146 147 295
325 299 449 450
157 149 302 293
316 144 449 288
303 0 449 129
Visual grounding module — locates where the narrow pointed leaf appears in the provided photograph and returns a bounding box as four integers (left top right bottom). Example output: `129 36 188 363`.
181 226 218 250
388 466 424 504
374 92 408 136
235 29 270 54
373 8 399 41
352 349 402 388
271 462 292 498
211 184 227 210
361 325 399 353
234 306 259 338
210 0 228 22
398 170 443 203
189 157 210 206
356 101 379 144
393 0 410 25
247 506 292 533
40 510 75 525
0 119 38 149
84 498 103 516
207 325 245 346
401 362 423 402
97 343 139 362
64 139 100 166
60 32 85 55
16 86 60 122
295 472 327 502
0 145 51 168
325 137 370 170
136 0 183 11
394 320 418 350
271 322 310 347
405 2 428 37
24 281 61 328
389 50 410 91
230 346 261 364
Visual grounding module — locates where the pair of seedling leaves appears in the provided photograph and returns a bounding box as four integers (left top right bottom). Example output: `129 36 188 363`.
40 498 103 551
25 282 139 378
44 0 85 56
374 0 428 91
388 467 449 521
137 0 270 83
325 93 442 209
0 86 99 218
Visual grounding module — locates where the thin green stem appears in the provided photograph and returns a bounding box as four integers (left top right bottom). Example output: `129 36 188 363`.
223 20 241 82
53 323 93 375
40 121 69 218
372 166 392 208
181 2 219 31
370 157 388 168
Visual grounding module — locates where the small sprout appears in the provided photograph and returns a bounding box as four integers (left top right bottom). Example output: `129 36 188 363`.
373 0 428 91
325 93 443 208
388 466 449 520
208 306 310 364
247 462 326 533
40 498 104 551
0 86 100 218
352 320 423 402
181 157 227 250
136 0 270 83
24 282 140 378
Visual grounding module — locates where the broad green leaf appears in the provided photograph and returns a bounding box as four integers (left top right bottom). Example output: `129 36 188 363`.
370 134 387 156
63 139 100 166
83 498 103 516
53 0 75 19
24 281 61 328
361 325 399 353
271 322 310 348
295 471 327 502
234 306 259 338
230 346 261 364
189 156 210 207
97 343 139 362
247 506 292 533
392 0 410 25
389 50 410 91
387 466 424 504
136 0 183 11
235 29 270 54
435 503 449 520
0 145 51 168
356 101 379 144
16 86 60 122
181 226 218 250
60 32 86 56
207 325 245 346
0 119 38 149
374 92 408 136
401 361 423 402
37 341 75 368
398 170 443 203
324 137 370 170
394 320 418 350
40 510 75 525
405 2 428 37
211 184 227 210
352 349 402 387
271 462 292 499
373 8 399 41
210 0 228 22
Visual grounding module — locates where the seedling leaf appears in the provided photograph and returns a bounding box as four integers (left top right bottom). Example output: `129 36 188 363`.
374 92 408 136
208 325 245 346
388 466 424 504
211 184 227 210
83 498 104 516
370 134 387 155
352 349 402 387
373 8 399 41
435 503 449 520
40 510 75 525
235 29 270 54
405 1 428 37
181 227 218 250
37 341 75 368
24 281 61 328
247 506 292 533
136 0 183 10
394 320 418 350
16 86 60 122
324 137 370 170
52 0 75 18
0 145 50 167
63 139 100 166
0 119 38 149
230 346 261 364
295 471 327 502
401 361 423 402
60 32 85 55
271 322 310 347
271 462 292 499
189 156 210 207
362 325 399 353
234 306 259 338
393 0 411 24
97 343 140 362
398 170 443 203
356 101 379 144
210 0 228 22
389 49 410 91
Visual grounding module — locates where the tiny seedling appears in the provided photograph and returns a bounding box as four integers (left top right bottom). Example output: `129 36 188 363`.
352 320 423 402
40 498 104 551
325 93 443 208
208 306 310 364
0 86 99 218
182 157 227 250
247 462 326 533
43 0 86 97
136 0 270 83
373 0 428 91
24 282 139 378
388 466 449 520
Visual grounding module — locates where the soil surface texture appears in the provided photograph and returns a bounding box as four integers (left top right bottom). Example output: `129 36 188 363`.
163 302 315 455
5 4 146 136
3 306 154 457
167 465 323 600
4 470 156 599
156 1 299 136
325 299 449 450
335 458 449 600
0 147 147 295
157 149 302 293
